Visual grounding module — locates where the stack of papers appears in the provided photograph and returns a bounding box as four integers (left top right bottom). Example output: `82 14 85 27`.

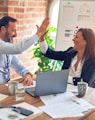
0 102 41 120
40 92 75 105
39 92 95 119
39 102 83 118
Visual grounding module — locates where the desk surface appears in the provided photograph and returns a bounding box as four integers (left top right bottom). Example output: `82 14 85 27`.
0 84 67 120
0 83 95 120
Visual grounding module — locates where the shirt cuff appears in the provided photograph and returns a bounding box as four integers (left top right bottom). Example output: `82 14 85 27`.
22 70 29 77
39 40 48 54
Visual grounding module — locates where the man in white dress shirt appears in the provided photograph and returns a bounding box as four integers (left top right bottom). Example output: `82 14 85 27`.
0 16 49 85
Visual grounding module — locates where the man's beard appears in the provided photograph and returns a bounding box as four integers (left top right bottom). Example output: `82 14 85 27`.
5 37 10 43
4 32 11 43
4 32 16 43
4 30 16 43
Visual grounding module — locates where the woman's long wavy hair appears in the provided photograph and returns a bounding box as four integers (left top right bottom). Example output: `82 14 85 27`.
77 28 95 60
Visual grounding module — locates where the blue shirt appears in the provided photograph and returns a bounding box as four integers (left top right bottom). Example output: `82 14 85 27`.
0 39 36 84
0 34 39 83
0 54 29 83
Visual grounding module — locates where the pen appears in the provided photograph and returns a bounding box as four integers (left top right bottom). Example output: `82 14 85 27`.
0 105 16 108
72 100 80 105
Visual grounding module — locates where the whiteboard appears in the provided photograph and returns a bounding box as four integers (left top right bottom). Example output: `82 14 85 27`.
55 0 95 51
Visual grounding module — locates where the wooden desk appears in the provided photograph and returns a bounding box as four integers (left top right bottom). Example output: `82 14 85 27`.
0 83 95 120
0 84 68 120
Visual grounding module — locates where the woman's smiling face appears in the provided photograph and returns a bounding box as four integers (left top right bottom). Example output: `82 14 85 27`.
72 31 87 52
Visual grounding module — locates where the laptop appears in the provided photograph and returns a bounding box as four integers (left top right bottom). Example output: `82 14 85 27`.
25 69 69 97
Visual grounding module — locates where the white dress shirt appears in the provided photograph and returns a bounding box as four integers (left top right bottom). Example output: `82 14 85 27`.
68 55 84 84
39 40 48 54
0 34 38 54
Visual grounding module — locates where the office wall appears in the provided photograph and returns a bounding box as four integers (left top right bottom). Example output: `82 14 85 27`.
56 0 95 51
0 0 49 79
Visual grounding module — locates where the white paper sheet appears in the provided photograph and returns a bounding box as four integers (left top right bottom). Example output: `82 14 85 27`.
15 102 41 115
39 99 95 119
71 98 95 111
39 102 84 119
0 102 41 120
40 92 95 119
0 108 24 120
40 92 75 105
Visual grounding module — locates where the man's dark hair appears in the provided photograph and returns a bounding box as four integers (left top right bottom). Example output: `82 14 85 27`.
0 16 17 30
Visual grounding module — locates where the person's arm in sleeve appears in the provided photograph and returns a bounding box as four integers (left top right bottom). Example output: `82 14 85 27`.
11 55 33 86
39 35 73 61
0 35 38 54
39 40 48 54
0 16 49 54
11 56 29 76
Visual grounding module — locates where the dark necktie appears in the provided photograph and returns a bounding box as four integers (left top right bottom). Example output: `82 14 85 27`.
6 54 10 81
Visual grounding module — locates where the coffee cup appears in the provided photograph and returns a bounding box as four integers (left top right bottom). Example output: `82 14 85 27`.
77 81 88 97
8 81 18 95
